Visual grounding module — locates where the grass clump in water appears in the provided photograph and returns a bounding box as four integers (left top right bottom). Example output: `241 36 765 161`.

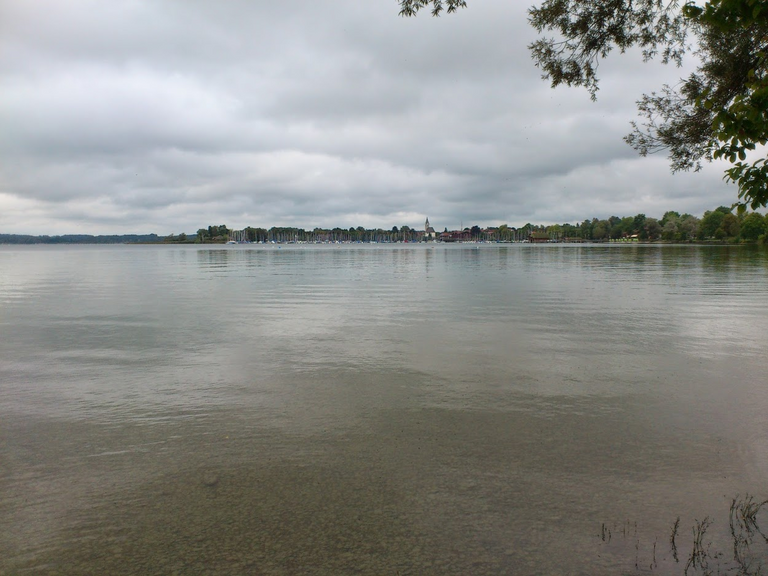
600 494 767 575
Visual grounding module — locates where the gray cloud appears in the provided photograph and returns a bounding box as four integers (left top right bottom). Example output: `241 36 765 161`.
0 0 738 235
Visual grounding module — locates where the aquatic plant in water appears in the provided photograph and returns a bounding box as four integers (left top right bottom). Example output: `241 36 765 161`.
599 494 767 575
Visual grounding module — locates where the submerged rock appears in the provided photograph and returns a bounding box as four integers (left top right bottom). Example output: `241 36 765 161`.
202 471 219 487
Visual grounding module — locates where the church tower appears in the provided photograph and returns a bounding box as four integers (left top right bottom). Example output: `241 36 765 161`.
424 217 435 240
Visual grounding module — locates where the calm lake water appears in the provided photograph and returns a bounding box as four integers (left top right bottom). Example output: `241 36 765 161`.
1 243 767 575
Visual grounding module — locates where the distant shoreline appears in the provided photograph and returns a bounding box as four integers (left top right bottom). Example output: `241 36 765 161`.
1 236 763 246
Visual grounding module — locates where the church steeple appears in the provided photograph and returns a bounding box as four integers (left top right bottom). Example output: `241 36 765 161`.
424 217 436 241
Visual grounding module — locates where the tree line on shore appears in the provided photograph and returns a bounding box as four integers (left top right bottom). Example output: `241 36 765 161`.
538 208 768 244
0 233 161 245
2 206 766 245
186 207 767 244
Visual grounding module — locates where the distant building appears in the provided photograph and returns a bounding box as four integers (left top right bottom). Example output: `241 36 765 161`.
528 231 550 243
440 229 470 242
424 217 437 241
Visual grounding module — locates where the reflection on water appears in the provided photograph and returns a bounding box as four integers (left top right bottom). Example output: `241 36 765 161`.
1 244 767 574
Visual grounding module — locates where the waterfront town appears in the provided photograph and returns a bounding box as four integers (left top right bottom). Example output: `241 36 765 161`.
199 208 768 245
3 208 767 245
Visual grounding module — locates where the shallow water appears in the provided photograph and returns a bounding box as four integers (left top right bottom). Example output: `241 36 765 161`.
1 244 767 574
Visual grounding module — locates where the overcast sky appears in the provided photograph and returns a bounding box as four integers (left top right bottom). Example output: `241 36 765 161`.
0 0 740 235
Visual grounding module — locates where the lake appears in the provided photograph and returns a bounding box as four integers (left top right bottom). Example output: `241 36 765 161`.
1 243 766 575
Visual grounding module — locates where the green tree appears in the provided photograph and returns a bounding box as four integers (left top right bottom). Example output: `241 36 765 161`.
643 217 662 240
580 219 592 239
662 218 678 241
592 220 609 240
561 223 578 239
633 213 647 234
661 211 681 227
720 213 741 237
621 216 636 237
399 0 768 209
253 228 268 242
207 225 229 242
739 212 767 240
678 214 700 241
699 210 726 239
398 0 466 16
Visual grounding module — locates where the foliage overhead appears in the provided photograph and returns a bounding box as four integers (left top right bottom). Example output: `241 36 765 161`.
398 0 768 209
398 0 467 17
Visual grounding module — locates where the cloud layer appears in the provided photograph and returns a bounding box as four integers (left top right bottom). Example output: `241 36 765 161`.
0 0 737 234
